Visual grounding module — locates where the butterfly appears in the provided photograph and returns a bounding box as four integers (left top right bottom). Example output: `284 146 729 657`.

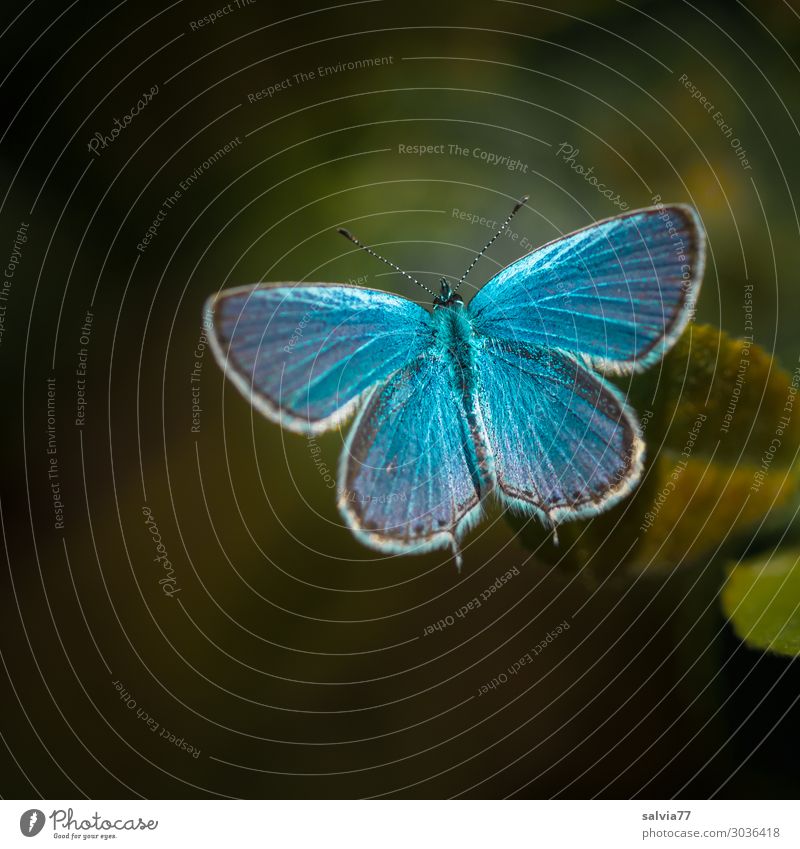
206 199 705 569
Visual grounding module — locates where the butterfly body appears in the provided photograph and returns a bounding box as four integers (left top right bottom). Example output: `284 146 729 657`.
207 203 705 567
428 296 495 496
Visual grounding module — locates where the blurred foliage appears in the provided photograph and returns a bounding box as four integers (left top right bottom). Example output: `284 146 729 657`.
509 324 800 575
723 549 800 657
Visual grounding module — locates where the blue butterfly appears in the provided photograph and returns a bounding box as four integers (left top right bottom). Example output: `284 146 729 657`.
206 199 705 569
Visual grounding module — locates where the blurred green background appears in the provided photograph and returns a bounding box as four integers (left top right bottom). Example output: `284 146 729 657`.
1 0 799 799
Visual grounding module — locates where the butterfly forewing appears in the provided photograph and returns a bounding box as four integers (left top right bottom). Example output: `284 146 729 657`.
207 284 431 434
468 205 705 373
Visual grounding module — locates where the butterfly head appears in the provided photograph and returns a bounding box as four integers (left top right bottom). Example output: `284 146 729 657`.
434 279 464 308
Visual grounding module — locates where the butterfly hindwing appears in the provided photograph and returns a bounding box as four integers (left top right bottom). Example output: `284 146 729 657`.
206 284 431 433
475 339 643 521
468 205 705 373
339 354 485 558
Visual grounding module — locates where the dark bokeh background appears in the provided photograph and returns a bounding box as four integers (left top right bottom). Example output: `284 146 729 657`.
1 0 799 799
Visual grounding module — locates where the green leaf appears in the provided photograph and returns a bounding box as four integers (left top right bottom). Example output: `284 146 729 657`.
509 324 800 573
722 549 800 656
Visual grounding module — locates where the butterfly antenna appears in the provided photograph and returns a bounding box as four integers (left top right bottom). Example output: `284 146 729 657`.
337 227 437 298
452 195 529 295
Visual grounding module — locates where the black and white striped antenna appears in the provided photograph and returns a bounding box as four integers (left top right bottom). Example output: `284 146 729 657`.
337 227 437 298
452 195 528 295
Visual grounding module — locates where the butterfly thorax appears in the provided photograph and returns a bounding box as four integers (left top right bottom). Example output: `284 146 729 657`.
431 299 478 383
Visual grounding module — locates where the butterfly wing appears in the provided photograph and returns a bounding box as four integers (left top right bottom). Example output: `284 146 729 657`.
468 205 705 373
475 339 643 522
206 284 431 434
339 354 485 561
